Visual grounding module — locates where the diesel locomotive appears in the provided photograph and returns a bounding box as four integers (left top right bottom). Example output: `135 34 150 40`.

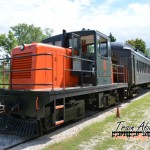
0 29 149 136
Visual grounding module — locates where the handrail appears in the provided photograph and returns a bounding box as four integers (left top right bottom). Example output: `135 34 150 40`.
52 54 55 90
65 69 95 73
0 83 53 85
0 53 54 89
0 68 53 73
0 53 128 90
112 64 128 83
63 54 96 89
64 55 95 63
2 62 6 89
0 53 53 61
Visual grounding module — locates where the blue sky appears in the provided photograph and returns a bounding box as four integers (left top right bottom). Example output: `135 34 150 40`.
0 0 150 47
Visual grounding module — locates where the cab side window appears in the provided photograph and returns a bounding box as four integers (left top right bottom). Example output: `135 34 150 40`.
97 36 109 58
100 37 108 57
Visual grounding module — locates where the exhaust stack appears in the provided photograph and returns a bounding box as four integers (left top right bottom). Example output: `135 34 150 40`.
61 29 69 48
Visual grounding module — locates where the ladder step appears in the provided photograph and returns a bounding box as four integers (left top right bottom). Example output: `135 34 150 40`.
55 120 64 125
55 105 64 109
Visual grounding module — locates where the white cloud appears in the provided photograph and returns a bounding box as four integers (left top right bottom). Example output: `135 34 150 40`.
0 0 150 47
109 3 150 46
79 2 150 47
128 3 149 15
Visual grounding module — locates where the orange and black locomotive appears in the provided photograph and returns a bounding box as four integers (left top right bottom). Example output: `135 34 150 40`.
0 29 148 136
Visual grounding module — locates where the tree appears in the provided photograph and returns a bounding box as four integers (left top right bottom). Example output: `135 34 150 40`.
11 23 53 44
126 38 146 54
0 31 18 54
44 28 54 37
108 33 116 42
0 23 53 54
145 48 150 57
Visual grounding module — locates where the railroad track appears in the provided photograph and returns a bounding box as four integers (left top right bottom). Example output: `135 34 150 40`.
0 109 100 150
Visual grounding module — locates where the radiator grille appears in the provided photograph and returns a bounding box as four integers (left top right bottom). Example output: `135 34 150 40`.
12 52 32 79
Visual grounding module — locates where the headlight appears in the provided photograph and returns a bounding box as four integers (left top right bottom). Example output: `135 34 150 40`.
20 44 25 51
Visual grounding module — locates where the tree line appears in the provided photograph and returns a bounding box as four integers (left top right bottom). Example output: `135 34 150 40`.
0 23 149 56
109 33 150 56
0 23 53 54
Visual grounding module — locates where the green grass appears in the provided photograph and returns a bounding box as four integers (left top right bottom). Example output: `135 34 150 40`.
44 92 150 150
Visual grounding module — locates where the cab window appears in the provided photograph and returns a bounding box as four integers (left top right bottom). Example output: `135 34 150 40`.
97 36 109 57
100 37 108 57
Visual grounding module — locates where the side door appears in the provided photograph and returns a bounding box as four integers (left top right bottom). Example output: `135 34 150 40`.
131 54 135 85
71 33 82 76
96 35 112 85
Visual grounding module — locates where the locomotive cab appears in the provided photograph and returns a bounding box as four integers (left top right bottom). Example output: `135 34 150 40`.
43 29 113 86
